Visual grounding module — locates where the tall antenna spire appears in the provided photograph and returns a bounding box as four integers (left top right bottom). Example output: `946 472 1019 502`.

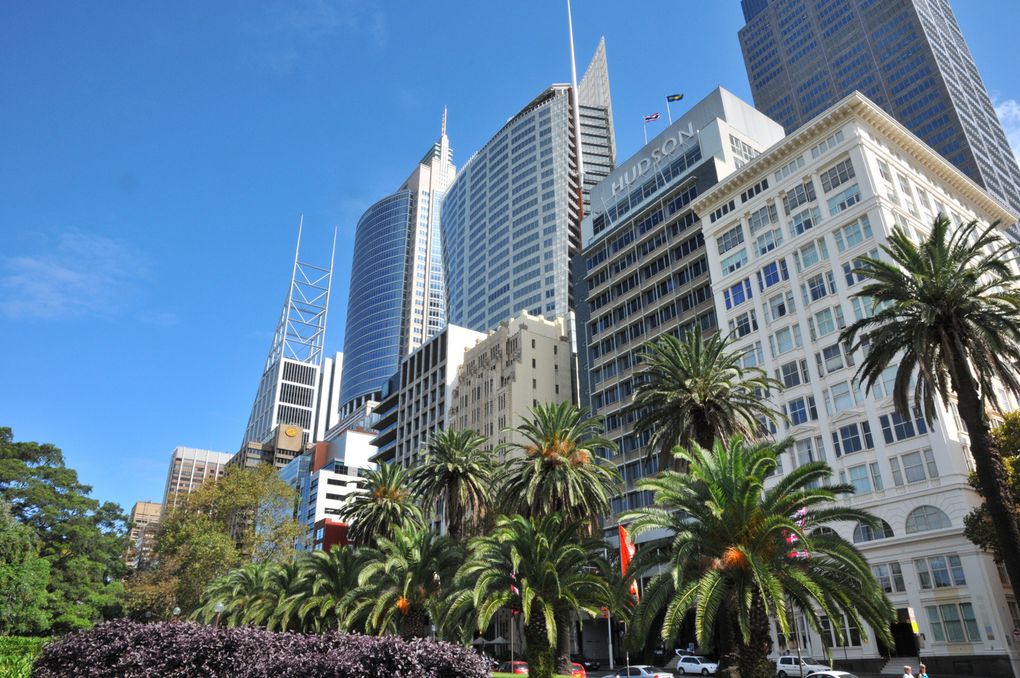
441 106 448 137
566 0 585 210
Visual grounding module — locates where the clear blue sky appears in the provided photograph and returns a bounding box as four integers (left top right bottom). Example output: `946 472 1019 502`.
2 1 1019 513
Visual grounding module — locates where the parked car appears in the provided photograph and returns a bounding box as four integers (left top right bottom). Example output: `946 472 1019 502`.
775 656 830 677
497 660 529 674
806 672 859 678
572 654 601 670
675 655 719 675
570 662 587 678
608 665 675 678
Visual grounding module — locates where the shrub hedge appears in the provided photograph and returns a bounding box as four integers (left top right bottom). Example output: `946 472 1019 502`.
0 636 47 678
33 620 489 677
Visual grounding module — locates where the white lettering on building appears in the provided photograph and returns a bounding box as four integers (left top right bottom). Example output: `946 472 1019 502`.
611 123 696 196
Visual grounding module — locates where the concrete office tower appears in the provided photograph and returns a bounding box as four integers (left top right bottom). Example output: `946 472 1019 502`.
243 227 335 447
576 88 784 530
443 40 615 333
738 0 1020 219
370 324 484 468
339 117 456 418
448 312 574 455
161 446 233 512
125 500 162 568
693 92 1017 676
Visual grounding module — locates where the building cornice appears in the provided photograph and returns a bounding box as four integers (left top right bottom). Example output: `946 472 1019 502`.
691 92 1017 224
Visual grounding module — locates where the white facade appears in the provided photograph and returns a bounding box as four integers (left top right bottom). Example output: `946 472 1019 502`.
308 430 377 525
161 446 233 512
449 311 574 457
693 92 1017 673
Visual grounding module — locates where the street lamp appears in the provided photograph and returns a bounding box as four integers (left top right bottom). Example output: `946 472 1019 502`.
214 602 225 627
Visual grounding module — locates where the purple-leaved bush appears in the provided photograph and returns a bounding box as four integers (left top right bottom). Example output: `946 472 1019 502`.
32 620 490 677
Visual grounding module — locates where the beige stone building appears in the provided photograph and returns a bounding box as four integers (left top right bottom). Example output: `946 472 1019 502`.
448 312 574 457
125 500 162 568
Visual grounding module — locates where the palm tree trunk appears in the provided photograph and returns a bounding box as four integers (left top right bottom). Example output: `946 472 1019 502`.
555 609 573 675
736 593 774 677
524 615 555 678
950 353 1020 595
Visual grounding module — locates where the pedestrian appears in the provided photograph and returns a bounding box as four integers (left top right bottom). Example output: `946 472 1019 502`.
902 666 913 678
917 662 929 678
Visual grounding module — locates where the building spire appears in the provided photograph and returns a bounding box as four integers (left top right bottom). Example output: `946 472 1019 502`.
441 106 447 137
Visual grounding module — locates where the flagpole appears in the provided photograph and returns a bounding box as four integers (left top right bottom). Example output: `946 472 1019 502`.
666 99 673 125
643 117 648 145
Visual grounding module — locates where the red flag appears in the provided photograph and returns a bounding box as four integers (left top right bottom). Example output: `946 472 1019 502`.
619 525 635 574
619 525 640 600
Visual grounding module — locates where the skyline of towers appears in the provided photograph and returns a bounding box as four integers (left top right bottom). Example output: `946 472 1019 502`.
738 0 1020 218
442 39 616 334
338 116 456 417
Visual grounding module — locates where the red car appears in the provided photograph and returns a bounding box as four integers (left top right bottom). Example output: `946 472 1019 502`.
497 661 529 674
496 661 585 677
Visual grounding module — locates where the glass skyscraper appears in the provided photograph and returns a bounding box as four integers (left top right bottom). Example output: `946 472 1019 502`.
339 118 455 416
738 0 1020 217
442 39 615 332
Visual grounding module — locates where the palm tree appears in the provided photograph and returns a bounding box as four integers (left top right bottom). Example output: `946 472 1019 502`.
251 559 302 630
194 561 277 626
445 514 611 678
277 547 366 633
627 326 782 467
498 401 621 527
339 462 423 546
347 525 462 639
841 215 1020 596
621 438 894 677
408 428 493 541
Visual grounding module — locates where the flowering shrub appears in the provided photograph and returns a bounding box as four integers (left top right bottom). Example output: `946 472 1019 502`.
33 620 489 677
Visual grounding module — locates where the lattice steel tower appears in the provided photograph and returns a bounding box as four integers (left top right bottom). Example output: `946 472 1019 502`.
243 220 336 447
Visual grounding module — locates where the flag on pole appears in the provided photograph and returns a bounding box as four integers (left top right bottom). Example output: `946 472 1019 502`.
619 525 640 599
643 112 660 123
666 93 684 102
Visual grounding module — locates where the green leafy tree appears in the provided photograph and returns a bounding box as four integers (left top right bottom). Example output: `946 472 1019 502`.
621 438 894 677
841 216 1020 598
498 401 621 527
348 526 462 639
340 463 423 546
138 464 302 616
965 412 1020 561
0 499 50 634
408 429 493 542
0 427 128 632
627 327 782 466
446 514 610 678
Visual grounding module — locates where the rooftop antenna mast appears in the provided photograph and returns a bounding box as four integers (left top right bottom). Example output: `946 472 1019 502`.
566 0 585 185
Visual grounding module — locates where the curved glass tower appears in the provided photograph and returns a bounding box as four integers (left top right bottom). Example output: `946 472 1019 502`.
339 118 455 415
339 192 413 411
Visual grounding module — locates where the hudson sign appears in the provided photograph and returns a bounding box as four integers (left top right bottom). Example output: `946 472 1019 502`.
610 122 697 196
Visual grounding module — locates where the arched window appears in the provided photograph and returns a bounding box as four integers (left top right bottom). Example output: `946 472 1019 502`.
905 506 951 534
853 520 894 543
